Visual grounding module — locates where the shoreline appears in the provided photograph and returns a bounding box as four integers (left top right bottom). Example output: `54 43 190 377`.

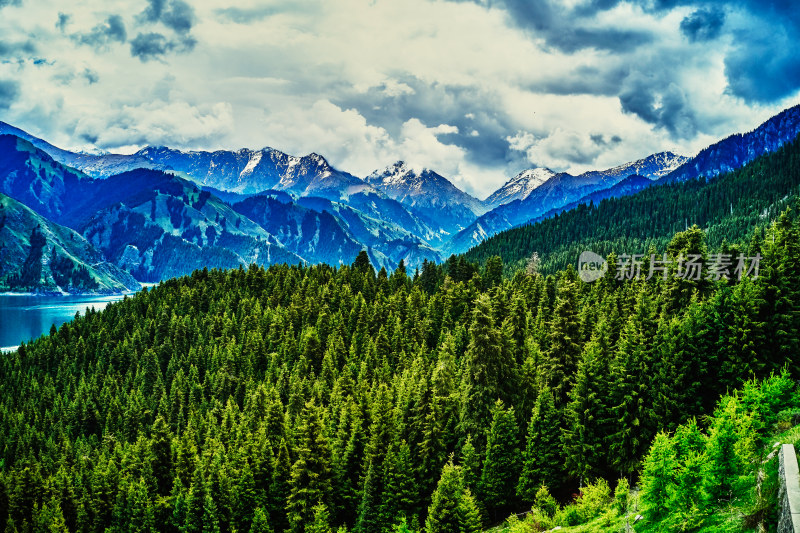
0 286 152 297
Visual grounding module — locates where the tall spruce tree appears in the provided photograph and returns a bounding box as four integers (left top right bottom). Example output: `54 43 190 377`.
517 386 563 502
563 317 614 483
424 460 481 533
544 271 582 406
478 400 520 521
459 295 514 444
287 400 333 532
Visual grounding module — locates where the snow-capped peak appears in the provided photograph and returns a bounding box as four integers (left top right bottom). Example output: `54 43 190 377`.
365 161 486 216
485 167 557 208
604 151 688 181
368 161 431 186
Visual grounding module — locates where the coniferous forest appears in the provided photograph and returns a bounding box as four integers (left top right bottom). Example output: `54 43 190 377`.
3 184 800 531
464 132 800 277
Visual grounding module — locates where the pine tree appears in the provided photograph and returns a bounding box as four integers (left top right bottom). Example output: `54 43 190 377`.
459 436 480 493
667 450 706 531
563 317 614 483
184 465 207 533
379 441 416 528
639 432 677 522
308 503 334 533
270 439 292 531
287 400 333 533
250 507 274 533
150 416 173 496
478 400 520 520
517 387 563 502
609 285 659 475
424 460 481 533
544 271 582 406
483 256 503 288
354 461 381 533
459 295 514 442
702 397 744 504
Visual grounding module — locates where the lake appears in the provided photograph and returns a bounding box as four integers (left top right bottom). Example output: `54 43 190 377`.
0 293 128 352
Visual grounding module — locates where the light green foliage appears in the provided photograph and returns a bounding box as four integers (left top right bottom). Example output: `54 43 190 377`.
613 478 629 516
533 485 558 518
424 461 482 533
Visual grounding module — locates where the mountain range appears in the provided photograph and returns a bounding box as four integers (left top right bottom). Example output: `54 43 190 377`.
1 103 799 292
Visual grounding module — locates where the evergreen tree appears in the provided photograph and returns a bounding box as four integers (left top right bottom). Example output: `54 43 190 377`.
639 432 677 523
478 400 519 520
424 461 481 533
287 400 334 533
517 387 563 502
379 442 416 528
609 285 659 475
544 271 581 406
250 507 274 533
459 295 514 442
563 317 614 483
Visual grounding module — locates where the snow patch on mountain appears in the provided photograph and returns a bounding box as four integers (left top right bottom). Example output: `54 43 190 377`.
485 168 557 208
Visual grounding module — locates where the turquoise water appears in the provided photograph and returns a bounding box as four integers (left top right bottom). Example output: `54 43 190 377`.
0 294 126 351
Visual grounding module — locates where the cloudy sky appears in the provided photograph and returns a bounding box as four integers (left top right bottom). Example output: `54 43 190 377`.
0 0 798 198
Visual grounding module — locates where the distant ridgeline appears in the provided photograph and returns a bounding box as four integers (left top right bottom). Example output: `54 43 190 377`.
463 132 800 277
2 183 800 532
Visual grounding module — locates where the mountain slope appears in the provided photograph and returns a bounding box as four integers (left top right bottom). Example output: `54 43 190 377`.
136 146 374 200
0 122 163 178
448 152 686 254
366 161 487 233
77 169 304 282
661 104 800 184
463 130 800 274
450 111 800 257
293 196 442 266
230 195 373 268
484 168 557 209
0 193 139 293
0 135 95 224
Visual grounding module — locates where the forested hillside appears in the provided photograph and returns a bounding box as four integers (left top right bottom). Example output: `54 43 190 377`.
2 192 800 531
464 133 800 275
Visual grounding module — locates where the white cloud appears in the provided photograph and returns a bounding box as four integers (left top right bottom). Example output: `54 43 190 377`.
0 0 797 196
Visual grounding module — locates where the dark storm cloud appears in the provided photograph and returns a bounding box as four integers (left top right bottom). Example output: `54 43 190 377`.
459 0 800 105
130 32 170 60
333 77 517 168
131 0 197 61
546 27 653 53
140 0 195 34
130 31 195 61
74 15 127 49
56 12 70 33
215 6 279 23
0 39 36 58
456 0 652 52
526 65 628 97
641 0 800 102
83 68 99 84
619 74 699 138
0 80 20 110
680 8 725 42
724 33 800 103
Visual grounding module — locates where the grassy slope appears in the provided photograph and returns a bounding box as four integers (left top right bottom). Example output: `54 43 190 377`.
0 193 139 293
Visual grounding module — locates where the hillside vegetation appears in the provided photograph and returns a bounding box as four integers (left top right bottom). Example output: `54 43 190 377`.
2 187 800 532
464 133 800 276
